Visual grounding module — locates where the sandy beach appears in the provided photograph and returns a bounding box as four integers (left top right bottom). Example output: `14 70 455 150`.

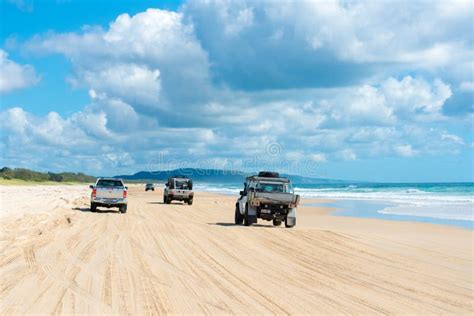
0 185 472 314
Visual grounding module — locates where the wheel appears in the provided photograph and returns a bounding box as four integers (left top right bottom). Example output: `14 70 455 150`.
235 205 244 225
244 204 255 226
166 197 171 204
119 205 127 214
285 217 295 228
90 202 97 212
152 188 154 191
273 219 282 226
188 199 193 205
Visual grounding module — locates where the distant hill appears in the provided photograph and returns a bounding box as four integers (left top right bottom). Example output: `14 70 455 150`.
0 167 96 183
114 168 350 184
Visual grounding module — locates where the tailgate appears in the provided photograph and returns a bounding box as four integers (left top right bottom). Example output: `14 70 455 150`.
254 192 295 204
96 187 124 199
171 189 191 197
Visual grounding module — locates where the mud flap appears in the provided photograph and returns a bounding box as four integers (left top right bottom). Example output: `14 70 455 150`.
246 204 258 225
247 205 257 216
287 208 297 226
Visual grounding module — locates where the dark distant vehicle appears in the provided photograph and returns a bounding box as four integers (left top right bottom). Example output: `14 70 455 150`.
235 171 299 227
89 178 128 213
145 183 155 191
163 176 194 205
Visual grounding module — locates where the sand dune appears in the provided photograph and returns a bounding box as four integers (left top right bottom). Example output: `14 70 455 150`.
1 185 473 314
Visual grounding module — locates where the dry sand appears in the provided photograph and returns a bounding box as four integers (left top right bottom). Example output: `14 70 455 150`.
0 185 473 314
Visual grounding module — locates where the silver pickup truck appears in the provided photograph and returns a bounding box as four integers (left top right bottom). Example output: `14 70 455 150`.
235 172 299 227
90 178 128 213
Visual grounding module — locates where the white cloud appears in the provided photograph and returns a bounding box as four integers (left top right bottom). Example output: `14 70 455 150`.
339 149 357 161
441 133 464 145
310 153 326 162
459 81 474 92
394 144 416 157
80 64 162 108
381 76 452 120
183 0 474 87
27 9 211 108
0 49 40 93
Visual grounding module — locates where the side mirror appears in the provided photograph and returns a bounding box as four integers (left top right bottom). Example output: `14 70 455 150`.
125 186 128 190
239 190 244 195
89 185 94 189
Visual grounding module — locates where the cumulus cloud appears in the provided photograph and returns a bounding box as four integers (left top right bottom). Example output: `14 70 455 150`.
0 49 40 93
26 8 211 109
182 0 474 89
459 81 474 92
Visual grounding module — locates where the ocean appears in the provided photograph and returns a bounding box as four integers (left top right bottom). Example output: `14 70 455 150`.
195 182 474 230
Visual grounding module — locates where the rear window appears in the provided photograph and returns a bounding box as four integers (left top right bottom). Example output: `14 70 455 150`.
255 182 290 193
175 180 190 189
96 179 123 187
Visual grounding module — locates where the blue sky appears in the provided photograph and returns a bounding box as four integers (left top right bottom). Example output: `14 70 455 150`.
0 0 473 182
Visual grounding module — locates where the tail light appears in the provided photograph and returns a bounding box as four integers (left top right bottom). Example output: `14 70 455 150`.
92 188 97 198
123 190 127 198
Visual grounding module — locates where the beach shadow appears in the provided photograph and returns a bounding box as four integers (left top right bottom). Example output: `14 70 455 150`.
148 202 188 206
209 222 277 228
72 207 119 214
209 222 236 227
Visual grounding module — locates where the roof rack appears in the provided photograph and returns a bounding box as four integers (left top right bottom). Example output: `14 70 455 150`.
257 171 280 178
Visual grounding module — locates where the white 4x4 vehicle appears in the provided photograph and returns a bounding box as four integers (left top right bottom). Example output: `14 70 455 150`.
235 172 299 227
163 176 194 205
90 178 128 213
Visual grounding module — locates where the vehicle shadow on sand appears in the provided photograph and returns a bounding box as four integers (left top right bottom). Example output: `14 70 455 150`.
147 202 188 205
209 222 277 228
72 207 119 214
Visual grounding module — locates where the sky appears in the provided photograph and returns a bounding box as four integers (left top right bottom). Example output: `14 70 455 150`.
0 0 473 182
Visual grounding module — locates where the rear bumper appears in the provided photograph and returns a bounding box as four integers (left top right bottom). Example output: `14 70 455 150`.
258 206 297 221
168 195 193 201
91 197 127 207
167 191 193 200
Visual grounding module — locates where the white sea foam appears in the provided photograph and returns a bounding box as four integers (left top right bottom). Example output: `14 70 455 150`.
379 205 474 221
294 187 473 222
194 184 240 195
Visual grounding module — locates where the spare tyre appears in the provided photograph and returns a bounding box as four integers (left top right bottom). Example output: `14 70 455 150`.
258 171 280 178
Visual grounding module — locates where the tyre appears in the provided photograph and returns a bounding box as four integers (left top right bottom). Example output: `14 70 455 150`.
166 197 171 204
119 205 127 214
235 205 244 225
152 188 154 191
273 219 282 226
188 199 193 205
90 202 97 212
285 217 295 228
